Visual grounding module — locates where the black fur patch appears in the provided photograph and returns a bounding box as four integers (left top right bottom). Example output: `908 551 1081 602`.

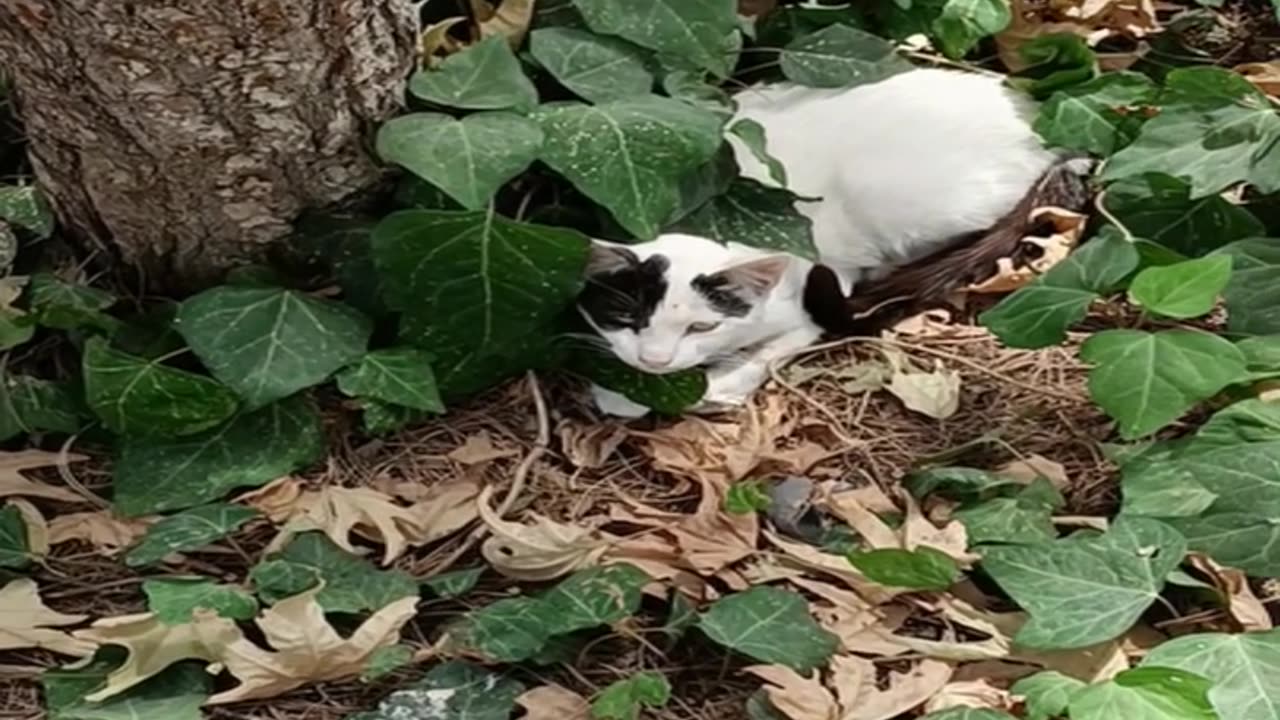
691 273 753 317
579 254 669 330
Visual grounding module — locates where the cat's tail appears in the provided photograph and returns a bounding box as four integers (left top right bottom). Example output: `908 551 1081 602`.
806 156 1094 336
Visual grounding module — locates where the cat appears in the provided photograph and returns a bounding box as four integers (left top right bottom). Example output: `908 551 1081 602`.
578 68 1067 418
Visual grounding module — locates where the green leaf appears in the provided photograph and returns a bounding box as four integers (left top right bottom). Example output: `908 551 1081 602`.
0 505 30 568
360 399 424 436
408 36 537 112
1013 33 1097 99
572 355 706 414
44 659 210 720
1143 629 1280 720
592 671 672 720
780 23 911 88
124 503 259 567
905 466 1023 502
697 586 839 672
1068 667 1217 720
1239 335 1280 375
571 0 737 77
1127 255 1232 319
980 517 1186 649
529 28 654 103
0 185 54 239
932 0 1011 58
113 395 324 516
1171 513 1280 577
671 178 818 260
1218 238 1280 337
662 69 734 115
980 228 1140 348
1035 72 1158 155
423 567 483 598
175 285 371 409
82 337 239 437
725 480 772 515
539 564 649 634
0 373 85 440
1103 174 1264 257
362 645 413 683
1102 70 1280 198
255 533 418 613
1012 671 1087 720
452 596 548 662
375 112 542 211
348 661 524 720
920 710 1017 720
1080 329 1248 438
142 577 258 624
847 546 960 590
28 274 117 332
728 119 788 187
534 95 724 239
955 478 1063 546
336 348 443 413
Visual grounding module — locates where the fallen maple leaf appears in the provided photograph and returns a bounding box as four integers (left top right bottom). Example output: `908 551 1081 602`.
966 207 1086 294
76 612 240 700
746 664 839 720
1187 552 1272 632
267 485 426 566
448 430 519 465
0 578 96 657
202 587 419 704
0 449 87 503
516 684 592 720
834 655 953 720
923 679 1015 713
994 453 1070 490
477 485 612 581
48 510 156 556
237 476 305 522
763 531 895 605
556 419 628 469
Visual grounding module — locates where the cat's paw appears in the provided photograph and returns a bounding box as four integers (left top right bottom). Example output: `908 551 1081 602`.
591 384 651 419
690 387 751 415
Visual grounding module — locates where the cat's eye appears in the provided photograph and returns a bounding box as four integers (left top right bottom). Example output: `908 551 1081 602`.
687 321 721 334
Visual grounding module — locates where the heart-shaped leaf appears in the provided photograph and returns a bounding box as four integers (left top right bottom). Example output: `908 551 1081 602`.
376 112 542 210
932 0 1011 58
125 503 259 567
252 533 418 614
1218 238 1280 337
697 586 838 672
1012 671 1087 720
1127 255 1233 319
955 478 1063 546
781 23 910 88
1171 513 1280 577
593 671 672 720
175 286 371 409
1102 174 1263 257
142 577 258 624
1142 629 1280 720
336 348 443 413
0 185 54 239
1068 667 1217 720
671 179 817 259
1034 72 1156 155
847 546 960 590
529 27 653 103
408 36 538 111
571 0 737 77
28 274 117 332
43 658 210 720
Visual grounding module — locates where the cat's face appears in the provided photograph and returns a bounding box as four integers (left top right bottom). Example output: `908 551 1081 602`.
577 234 790 374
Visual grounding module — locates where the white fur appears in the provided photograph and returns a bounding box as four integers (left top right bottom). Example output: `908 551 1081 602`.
590 69 1060 416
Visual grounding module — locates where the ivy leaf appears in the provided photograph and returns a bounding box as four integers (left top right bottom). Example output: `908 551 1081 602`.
980 517 1186 649
920 711 1017 720
1171 513 1280 577
724 480 772 515
571 354 706 414
1013 33 1097 99
141 577 258 624
728 119 788 187
113 395 324 516
955 478 1063 546
1142 629 1280 720
28 274 118 332
847 546 960 589
1068 667 1217 720
932 0 1011 58
1034 72 1157 155
44 659 210 720
592 671 672 720
336 348 443 413
529 27 653 103
905 466 1024 502
1012 671 1087 720
124 503 259 567
408 36 538 112
980 228 1139 348
361 645 413 683
535 95 724 239
1218 238 1280 337
175 286 370 409
349 661 524 720
539 564 648 634
375 112 542 211
452 597 548 662
671 178 818 260
1103 174 1264 257
360 399 424 436
697 586 839 672
571 0 737 77
0 373 85 440
81 337 239 437
0 504 30 568
423 567 484 598
254 533 418 614
0 185 54 239
1127 255 1233 319
1080 329 1248 438
780 23 910 88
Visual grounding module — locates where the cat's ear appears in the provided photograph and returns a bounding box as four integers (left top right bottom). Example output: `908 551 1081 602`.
585 241 638 276
715 255 791 297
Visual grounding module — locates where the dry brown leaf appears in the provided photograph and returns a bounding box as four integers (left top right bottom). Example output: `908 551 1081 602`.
403 474 482 544
901 492 974 565
746 665 839 720
1237 62 1280 97
516 684 592 720
557 420 628 469
0 578 95 657
835 655 954 720
449 430 519 465
763 531 896 604
267 485 425 566
478 485 612 581
881 349 961 420
923 679 1015 713
420 16 468 64
966 207 1086 294
790 577 906 654
995 453 1070 490
237 476 305 522
76 612 240 700
823 489 900 549
48 510 155 556
1187 552 1272 631
996 0 1148 72
9 498 48 559
0 449 87 503
470 0 535 47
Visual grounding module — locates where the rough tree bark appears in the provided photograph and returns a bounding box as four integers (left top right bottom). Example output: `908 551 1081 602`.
0 0 417 288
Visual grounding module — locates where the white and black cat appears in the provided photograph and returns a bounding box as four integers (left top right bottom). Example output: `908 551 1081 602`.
578 69 1080 417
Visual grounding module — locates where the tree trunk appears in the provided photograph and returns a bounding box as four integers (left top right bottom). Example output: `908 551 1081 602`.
0 0 416 289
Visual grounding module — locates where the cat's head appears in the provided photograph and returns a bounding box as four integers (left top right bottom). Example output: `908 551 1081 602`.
577 234 791 374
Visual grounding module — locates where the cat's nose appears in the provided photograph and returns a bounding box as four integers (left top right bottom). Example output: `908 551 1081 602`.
639 352 673 369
